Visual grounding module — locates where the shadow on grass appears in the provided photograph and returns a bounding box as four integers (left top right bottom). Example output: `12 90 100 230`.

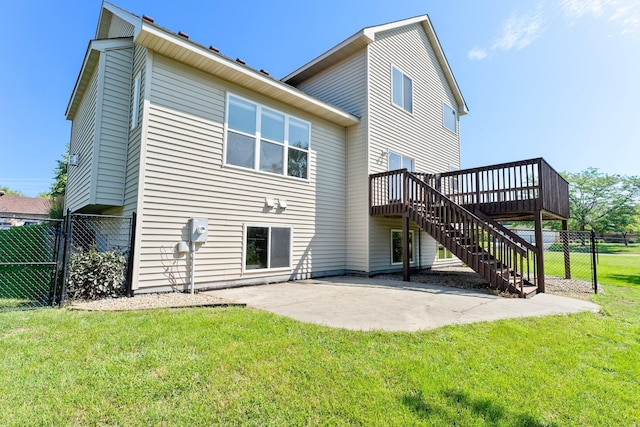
402 388 557 426
605 274 640 287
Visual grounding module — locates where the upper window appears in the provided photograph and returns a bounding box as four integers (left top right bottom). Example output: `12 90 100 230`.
226 95 310 179
443 103 457 133
392 66 413 113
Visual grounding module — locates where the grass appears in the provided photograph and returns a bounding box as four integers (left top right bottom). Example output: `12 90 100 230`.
595 242 640 255
1 251 638 425
545 251 640 287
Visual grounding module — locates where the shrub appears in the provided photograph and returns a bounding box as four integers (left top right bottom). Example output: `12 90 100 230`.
66 247 127 300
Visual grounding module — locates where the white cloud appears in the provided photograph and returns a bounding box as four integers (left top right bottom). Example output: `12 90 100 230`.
467 47 488 61
492 8 545 51
560 0 640 33
560 0 606 19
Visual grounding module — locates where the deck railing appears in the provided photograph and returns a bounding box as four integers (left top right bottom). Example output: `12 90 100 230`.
417 158 569 219
370 169 538 294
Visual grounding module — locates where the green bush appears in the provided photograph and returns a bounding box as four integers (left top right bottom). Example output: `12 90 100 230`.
66 247 127 300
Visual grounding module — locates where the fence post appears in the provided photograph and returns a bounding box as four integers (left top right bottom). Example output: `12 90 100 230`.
125 212 137 297
591 230 598 294
562 220 571 279
59 210 73 306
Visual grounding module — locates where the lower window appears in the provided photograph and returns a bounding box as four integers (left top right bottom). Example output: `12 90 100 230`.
391 229 414 264
245 226 291 270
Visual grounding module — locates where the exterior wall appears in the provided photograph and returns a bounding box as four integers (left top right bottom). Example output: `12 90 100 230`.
66 66 99 213
135 54 347 291
106 14 135 38
368 217 436 275
295 51 369 273
94 46 133 207
367 23 461 273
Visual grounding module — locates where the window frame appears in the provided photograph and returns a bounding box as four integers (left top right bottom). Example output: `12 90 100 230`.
390 229 415 265
224 93 311 181
130 71 141 130
442 102 457 134
242 224 293 273
391 65 414 114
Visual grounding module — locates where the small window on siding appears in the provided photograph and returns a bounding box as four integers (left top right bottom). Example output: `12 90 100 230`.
392 66 413 113
131 72 141 130
391 229 414 265
245 225 292 270
443 103 457 133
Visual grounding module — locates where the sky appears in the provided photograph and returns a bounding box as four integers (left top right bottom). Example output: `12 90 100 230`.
1 0 639 197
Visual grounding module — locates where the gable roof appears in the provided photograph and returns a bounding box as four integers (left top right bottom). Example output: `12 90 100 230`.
0 194 51 217
68 2 359 127
282 15 468 115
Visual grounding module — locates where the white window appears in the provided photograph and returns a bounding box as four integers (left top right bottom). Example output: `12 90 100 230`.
443 103 457 133
130 72 141 130
388 151 415 201
391 229 414 265
225 94 310 179
392 66 413 113
244 225 292 271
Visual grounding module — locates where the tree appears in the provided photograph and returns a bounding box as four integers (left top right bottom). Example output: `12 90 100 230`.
0 186 24 196
564 168 640 235
49 150 68 219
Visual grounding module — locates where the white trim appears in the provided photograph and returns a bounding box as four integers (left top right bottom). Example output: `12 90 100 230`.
442 102 457 134
242 224 294 273
130 71 141 130
390 64 414 115
136 22 359 127
224 93 311 182
390 229 415 265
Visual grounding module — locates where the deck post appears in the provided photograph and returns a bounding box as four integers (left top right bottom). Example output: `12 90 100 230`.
534 210 545 293
562 219 571 279
402 171 410 282
402 213 410 282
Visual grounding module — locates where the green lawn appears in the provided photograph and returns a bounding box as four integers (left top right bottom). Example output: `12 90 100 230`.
545 251 640 287
1 260 639 425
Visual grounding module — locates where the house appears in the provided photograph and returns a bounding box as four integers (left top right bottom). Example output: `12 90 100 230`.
0 191 51 228
65 2 569 296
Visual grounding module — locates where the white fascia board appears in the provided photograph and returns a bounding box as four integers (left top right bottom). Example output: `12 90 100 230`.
137 22 359 126
362 15 429 38
282 29 373 83
420 18 469 115
66 38 134 119
98 1 142 39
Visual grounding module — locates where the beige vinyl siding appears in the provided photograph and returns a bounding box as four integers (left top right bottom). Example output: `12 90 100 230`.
136 54 347 290
295 51 369 273
94 47 133 207
369 217 436 274
121 45 147 217
367 24 461 272
66 66 99 212
107 14 135 38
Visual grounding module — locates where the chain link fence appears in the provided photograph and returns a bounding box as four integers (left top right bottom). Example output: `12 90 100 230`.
0 213 134 311
61 214 135 303
512 229 597 294
0 217 64 311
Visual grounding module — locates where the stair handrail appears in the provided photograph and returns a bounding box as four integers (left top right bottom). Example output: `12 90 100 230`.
404 172 536 294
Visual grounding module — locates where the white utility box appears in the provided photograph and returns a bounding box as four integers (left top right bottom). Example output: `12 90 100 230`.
189 218 208 243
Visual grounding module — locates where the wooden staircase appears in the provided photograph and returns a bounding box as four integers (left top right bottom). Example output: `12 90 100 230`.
370 167 553 297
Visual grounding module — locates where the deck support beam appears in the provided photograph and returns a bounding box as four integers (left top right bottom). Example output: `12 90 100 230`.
562 219 571 279
402 213 410 282
534 210 545 293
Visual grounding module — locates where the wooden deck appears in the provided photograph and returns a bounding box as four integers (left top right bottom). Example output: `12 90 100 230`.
419 158 570 221
369 158 570 296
